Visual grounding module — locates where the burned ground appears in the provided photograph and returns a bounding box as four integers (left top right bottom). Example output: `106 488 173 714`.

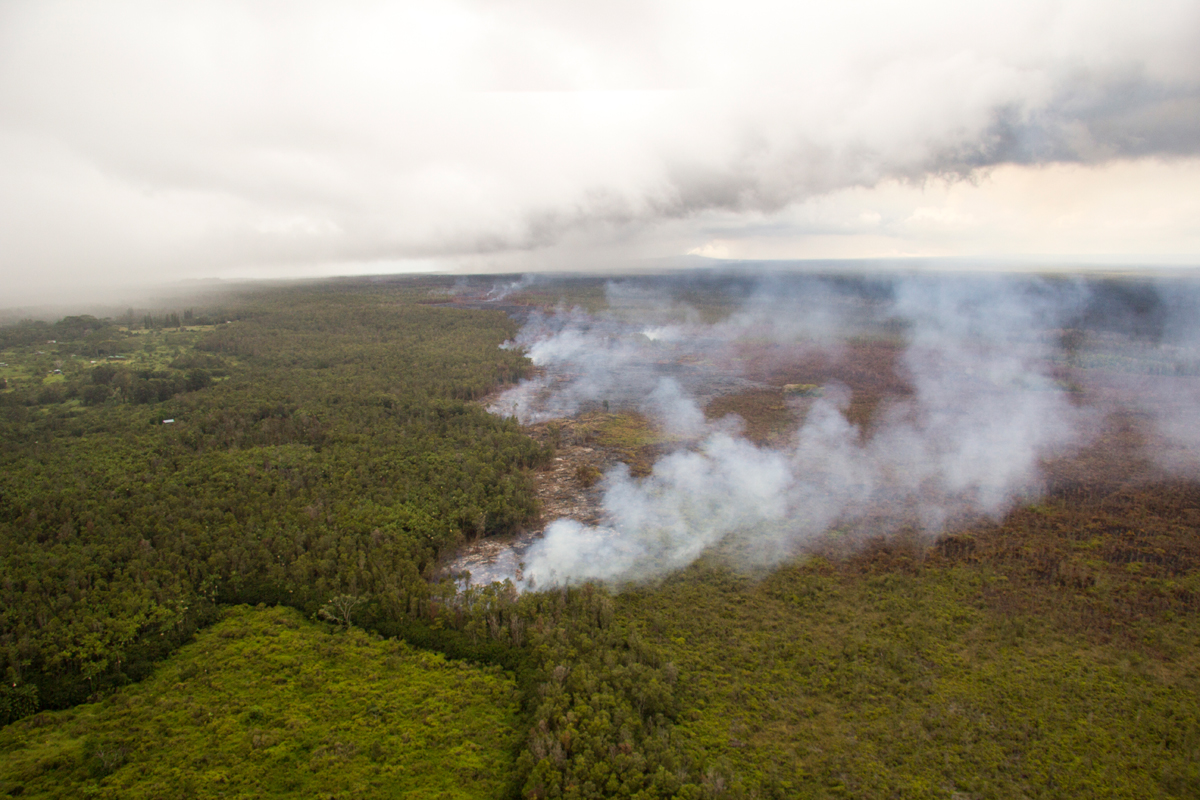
469 310 1200 607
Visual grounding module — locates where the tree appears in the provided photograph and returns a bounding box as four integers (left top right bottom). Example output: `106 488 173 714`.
318 594 363 628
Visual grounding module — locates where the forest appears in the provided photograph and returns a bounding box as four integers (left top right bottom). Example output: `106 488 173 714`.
1 273 1199 799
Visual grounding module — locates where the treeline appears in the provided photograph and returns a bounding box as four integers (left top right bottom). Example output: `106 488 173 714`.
0 310 226 353
0 315 131 360
140 308 221 329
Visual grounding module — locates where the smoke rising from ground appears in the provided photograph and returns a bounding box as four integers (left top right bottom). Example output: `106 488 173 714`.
483 273 1200 588
1068 279 1200 473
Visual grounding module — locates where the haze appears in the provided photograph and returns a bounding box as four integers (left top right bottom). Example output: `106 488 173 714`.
2 0 1199 307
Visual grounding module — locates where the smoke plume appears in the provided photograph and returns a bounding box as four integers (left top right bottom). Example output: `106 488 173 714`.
483 273 1200 588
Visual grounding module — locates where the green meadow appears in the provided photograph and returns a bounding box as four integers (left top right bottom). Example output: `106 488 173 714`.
0 605 521 799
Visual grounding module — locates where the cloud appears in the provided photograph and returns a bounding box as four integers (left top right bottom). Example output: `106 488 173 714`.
1 1 1199 304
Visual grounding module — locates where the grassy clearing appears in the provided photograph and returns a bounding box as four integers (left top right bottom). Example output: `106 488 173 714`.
578 411 686 475
0 605 522 799
704 389 798 445
533 411 685 477
586 411 664 449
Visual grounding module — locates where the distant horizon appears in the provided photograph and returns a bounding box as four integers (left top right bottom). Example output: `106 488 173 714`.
5 255 1200 324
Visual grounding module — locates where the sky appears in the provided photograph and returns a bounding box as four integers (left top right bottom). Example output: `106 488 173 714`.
1 0 1199 307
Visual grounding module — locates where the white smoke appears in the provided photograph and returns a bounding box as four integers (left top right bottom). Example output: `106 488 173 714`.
1067 277 1200 475
489 284 763 424
486 274 542 302
487 273 1199 588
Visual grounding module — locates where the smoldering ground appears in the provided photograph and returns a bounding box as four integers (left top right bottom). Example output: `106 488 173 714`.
471 272 1200 588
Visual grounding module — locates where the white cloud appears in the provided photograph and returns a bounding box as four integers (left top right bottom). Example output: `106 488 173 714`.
1 0 1198 306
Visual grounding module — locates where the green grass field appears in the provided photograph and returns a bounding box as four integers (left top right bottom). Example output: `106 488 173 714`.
0 605 522 799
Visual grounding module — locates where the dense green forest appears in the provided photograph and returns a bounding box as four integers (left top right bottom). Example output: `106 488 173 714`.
2 276 1199 799
0 280 548 709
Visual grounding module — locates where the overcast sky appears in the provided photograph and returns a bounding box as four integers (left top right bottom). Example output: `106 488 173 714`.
2 0 1199 306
